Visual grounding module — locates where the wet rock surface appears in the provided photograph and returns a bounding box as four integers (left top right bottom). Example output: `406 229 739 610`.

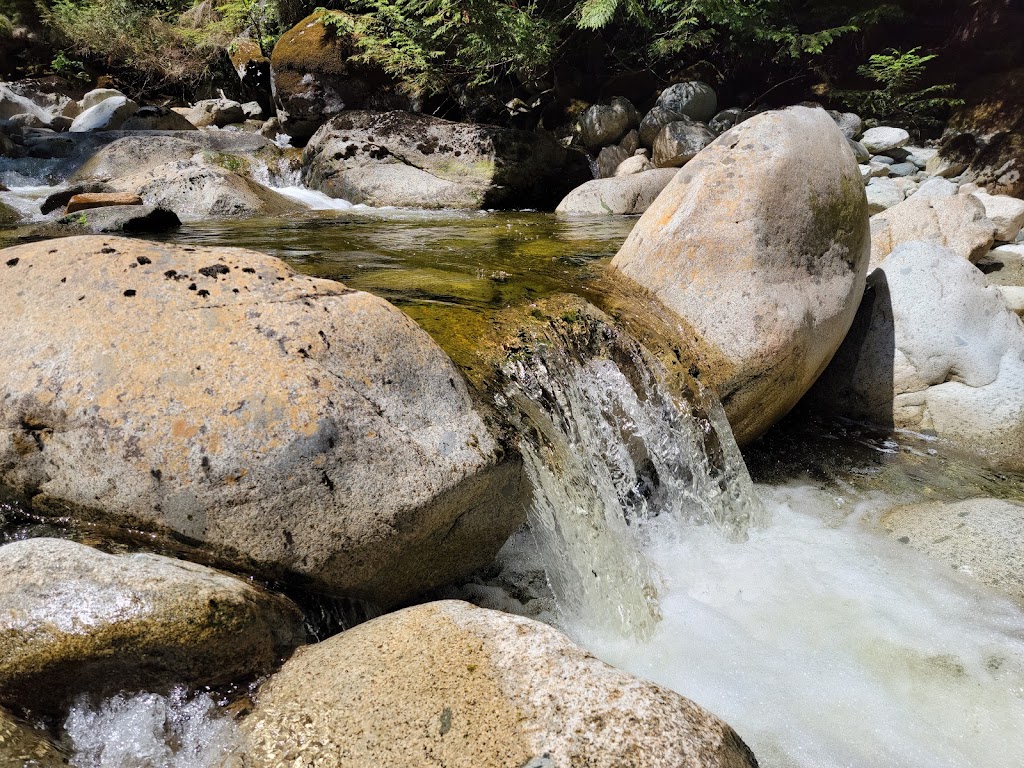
0 538 305 714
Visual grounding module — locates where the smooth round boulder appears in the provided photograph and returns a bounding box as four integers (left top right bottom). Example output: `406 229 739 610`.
579 97 639 149
555 168 678 215
0 237 526 605
611 106 870 445
656 81 718 122
69 95 139 133
639 105 685 148
270 12 409 142
80 88 126 112
596 143 629 178
970 190 1024 242
869 192 996 268
652 117 715 167
241 600 758 768
810 241 1024 470
185 98 245 128
860 126 910 154
0 538 304 714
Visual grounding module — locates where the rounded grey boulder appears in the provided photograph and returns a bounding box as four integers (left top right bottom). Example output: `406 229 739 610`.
656 81 718 123
652 117 716 167
579 97 640 149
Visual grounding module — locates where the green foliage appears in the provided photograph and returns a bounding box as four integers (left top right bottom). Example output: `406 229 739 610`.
51 50 91 79
838 47 963 130
0 12 12 36
207 0 280 55
319 0 558 97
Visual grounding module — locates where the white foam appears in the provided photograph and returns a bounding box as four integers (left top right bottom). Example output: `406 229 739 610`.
65 689 243 768
274 185 360 210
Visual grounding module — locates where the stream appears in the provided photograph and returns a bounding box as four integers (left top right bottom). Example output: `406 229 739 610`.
2 172 1024 768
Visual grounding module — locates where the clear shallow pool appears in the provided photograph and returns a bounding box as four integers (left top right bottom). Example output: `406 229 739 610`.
2 205 1023 767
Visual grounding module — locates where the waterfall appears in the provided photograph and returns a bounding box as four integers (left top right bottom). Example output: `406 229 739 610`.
494 306 760 639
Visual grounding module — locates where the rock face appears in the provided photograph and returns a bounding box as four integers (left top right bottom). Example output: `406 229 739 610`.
611 106 870 445
869 193 995 268
579 97 639 149
970 190 1024 241
639 105 685 148
656 81 717 122
0 237 525 604
270 12 409 142
652 118 715 167
555 169 677 215
303 111 582 209
881 498 1024 603
69 95 139 132
242 601 758 768
810 241 1024 470
0 707 67 767
0 538 304 713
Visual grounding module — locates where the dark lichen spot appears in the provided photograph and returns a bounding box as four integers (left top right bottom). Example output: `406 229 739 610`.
60 277 66 283
898 536 910 544
283 530 294 546
5 258 18 267
164 269 177 279
242 267 256 274
123 289 136 297
197 289 210 298
199 264 230 278
151 468 162 481
100 247 116 254
201 456 210 470
137 256 152 265
188 283 197 291
321 471 335 491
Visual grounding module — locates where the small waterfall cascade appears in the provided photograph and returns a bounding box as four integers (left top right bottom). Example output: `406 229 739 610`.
494 304 761 639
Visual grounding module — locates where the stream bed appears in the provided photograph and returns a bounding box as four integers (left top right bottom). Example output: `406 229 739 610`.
2 200 1023 768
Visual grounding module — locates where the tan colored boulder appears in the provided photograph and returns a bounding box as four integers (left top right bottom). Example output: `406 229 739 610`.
0 538 304 714
882 498 1024 604
610 106 870 445
242 601 758 768
0 237 525 605
555 168 677 215
970 190 1024 242
65 192 143 213
0 707 67 766
869 192 996 268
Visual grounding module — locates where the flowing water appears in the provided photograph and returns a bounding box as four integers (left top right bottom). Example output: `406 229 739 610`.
2 175 1024 767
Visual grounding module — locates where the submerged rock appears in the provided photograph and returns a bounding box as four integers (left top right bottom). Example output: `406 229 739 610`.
610 106 870 445
0 538 304 714
869 192 996 268
555 169 677 215
810 240 1024 470
882 498 1024 604
242 600 758 768
0 237 526 604
303 110 583 209
0 706 67 766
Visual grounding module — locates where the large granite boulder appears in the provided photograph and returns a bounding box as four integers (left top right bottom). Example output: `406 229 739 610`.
0 237 527 604
241 601 758 768
869 192 996 268
610 106 870 445
302 110 584 209
0 538 304 714
810 240 1024 470
555 169 677 215
69 95 139 132
270 12 409 142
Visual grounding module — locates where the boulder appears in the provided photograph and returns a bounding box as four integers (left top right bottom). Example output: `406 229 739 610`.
613 153 655 176
80 88 126 112
610 106 870 445
241 601 758 768
185 98 246 128
888 161 918 177
302 110 584 209
270 12 409 142
596 143 629 178
709 107 748 135
869 192 996 268
0 538 305 714
652 117 715 168
53 205 181 234
865 177 906 214
656 81 717 123
0 708 67 767
0 237 526 604
810 241 1024 470
579 97 639 149
121 105 198 131
66 192 143 213
9 112 48 130
915 177 958 198
848 139 870 164
639 105 685 148
978 243 1024 285
69 96 139 133
860 126 910 154
970 190 1024 241
830 111 863 139
0 83 51 122
882 498 1024 603
555 169 678 215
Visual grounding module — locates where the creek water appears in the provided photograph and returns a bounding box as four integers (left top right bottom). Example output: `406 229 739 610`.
2 186 1024 767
